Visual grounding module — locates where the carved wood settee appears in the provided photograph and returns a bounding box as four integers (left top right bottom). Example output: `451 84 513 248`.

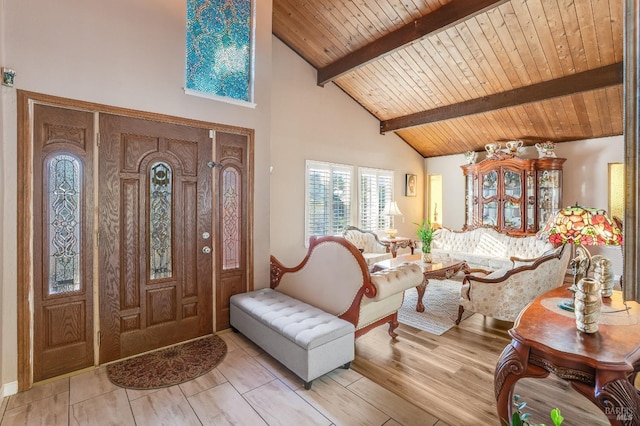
229 236 422 389
342 225 393 268
457 244 571 323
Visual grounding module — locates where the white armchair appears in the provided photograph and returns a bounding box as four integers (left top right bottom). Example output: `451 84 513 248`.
456 245 571 323
342 226 392 268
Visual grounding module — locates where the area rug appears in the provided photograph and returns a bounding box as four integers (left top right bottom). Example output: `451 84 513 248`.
106 335 227 389
398 279 473 335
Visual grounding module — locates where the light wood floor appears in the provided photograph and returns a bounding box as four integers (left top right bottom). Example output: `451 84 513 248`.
353 313 610 425
0 331 444 426
0 315 614 426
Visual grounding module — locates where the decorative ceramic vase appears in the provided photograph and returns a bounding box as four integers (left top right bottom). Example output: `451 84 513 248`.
506 140 523 154
484 142 501 157
422 252 432 263
464 151 478 164
535 141 556 158
592 255 614 298
574 277 602 333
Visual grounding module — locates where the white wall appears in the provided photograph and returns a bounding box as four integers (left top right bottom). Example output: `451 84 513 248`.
0 0 272 390
425 136 625 274
270 37 426 265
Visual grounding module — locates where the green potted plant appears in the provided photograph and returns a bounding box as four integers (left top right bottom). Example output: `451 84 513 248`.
511 394 564 426
414 219 434 263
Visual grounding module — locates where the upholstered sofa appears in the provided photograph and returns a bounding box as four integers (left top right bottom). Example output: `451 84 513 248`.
342 225 393 268
230 236 422 389
457 244 570 323
431 226 555 270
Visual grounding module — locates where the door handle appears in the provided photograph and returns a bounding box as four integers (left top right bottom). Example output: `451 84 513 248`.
202 246 212 254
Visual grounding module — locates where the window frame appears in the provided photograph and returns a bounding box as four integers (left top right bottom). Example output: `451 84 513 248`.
304 160 355 246
357 167 394 232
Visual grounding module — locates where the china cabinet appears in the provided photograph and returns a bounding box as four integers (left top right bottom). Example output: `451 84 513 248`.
461 152 565 235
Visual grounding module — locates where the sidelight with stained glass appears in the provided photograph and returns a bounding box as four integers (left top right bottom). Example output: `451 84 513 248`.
48 154 82 295
149 162 173 280
222 167 241 270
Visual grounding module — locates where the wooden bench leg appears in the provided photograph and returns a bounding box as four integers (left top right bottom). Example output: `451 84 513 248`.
303 380 313 390
341 362 351 369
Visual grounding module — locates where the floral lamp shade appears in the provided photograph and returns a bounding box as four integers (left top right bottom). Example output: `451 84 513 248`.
536 204 623 246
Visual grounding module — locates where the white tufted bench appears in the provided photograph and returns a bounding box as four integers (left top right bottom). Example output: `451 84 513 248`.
229 236 422 389
230 288 354 390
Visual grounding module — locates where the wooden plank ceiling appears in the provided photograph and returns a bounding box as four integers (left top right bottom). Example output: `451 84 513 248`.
273 0 624 158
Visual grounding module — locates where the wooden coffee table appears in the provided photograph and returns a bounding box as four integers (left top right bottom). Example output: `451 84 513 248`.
494 286 640 425
372 254 468 312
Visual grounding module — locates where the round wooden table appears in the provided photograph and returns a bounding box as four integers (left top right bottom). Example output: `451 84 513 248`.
494 286 640 425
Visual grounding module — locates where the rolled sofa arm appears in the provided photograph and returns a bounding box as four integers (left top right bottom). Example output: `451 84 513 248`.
369 263 423 301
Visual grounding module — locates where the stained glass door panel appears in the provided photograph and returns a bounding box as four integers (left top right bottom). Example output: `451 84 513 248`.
33 105 94 382
215 131 249 331
98 114 212 363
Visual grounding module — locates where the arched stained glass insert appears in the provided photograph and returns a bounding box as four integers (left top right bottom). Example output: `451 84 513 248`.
223 167 241 270
48 154 81 295
185 0 253 102
150 162 173 280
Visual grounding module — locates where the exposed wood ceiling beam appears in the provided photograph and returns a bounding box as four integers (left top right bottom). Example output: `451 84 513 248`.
380 62 624 133
316 0 508 87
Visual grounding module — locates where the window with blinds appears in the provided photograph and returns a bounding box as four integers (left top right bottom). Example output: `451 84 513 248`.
305 161 354 243
359 167 394 231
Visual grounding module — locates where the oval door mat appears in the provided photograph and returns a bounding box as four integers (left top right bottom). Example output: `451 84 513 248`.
106 335 227 389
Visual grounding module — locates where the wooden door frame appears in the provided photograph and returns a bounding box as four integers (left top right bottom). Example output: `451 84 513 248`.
17 90 254 391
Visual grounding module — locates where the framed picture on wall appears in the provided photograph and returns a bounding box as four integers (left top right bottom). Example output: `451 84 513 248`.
405 174 417 197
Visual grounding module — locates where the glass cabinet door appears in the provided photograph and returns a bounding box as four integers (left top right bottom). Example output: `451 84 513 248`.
538 169 562 228
526 172 536 232
465 174 473 227
481 171 498 226
502 169 523 230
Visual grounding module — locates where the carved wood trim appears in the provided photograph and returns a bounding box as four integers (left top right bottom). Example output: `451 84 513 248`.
494 343 525 401
342 225 388 250
597 378 640 425
270 235 375 294
17 90 33 391
464 245 567 285
528 353 595 385
270 235 383 332
354 312 398 339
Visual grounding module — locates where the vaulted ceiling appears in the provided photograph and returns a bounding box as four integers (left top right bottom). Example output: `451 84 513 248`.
272 0 624 158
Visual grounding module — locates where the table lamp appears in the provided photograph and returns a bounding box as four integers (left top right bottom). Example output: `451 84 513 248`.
536 204 623 311
382 201 403 238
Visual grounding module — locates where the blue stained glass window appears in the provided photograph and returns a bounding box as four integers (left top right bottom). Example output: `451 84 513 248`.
185 0 253 102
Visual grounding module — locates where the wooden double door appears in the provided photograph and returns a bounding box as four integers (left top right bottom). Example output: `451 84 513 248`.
30 103 250 381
